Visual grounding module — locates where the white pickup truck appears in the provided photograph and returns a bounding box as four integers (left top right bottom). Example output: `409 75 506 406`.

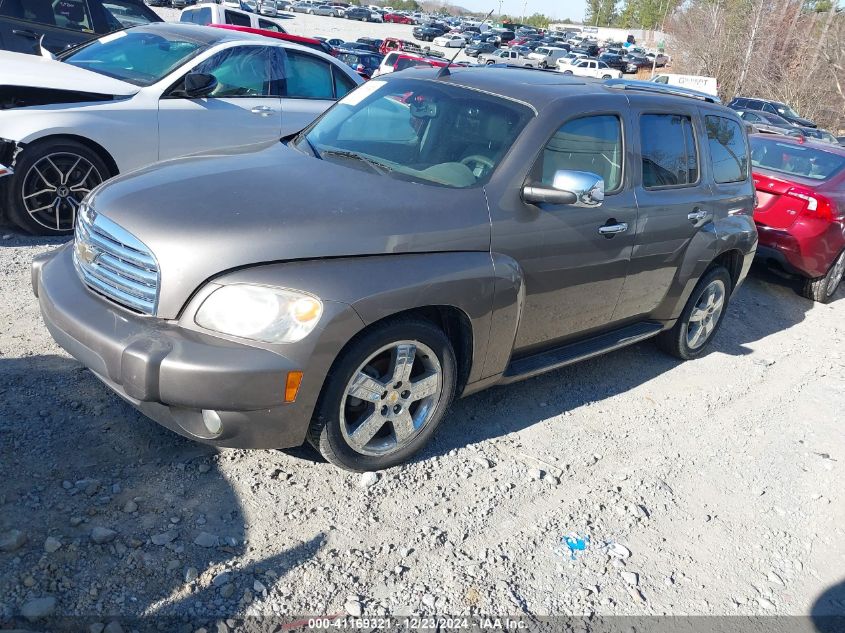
478 48 536 67
179 3 288 32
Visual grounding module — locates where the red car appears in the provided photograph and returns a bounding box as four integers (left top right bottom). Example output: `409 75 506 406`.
209 24 337 57
383 12 414 24
750 134 845 302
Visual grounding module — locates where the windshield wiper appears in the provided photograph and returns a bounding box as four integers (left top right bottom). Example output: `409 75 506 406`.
295 132 321 159
320 150 393 175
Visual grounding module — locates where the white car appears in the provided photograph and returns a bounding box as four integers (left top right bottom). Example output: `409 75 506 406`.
432 34 466 48
557 58 622 79
0 23 362 235
526 46 568 69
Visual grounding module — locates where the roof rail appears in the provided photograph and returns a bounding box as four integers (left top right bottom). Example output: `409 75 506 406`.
605 79 721 104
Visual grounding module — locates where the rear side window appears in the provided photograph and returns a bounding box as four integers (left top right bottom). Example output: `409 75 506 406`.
224 9 250 26
705 116 748 183
640 114 698 188
284 50 334 99
333 66 355 98
100 0 158 29
258 18 283 31
537 115 623 192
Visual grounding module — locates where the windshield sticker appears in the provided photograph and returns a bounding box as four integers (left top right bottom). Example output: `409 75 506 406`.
339 80 386 107
98 30 128 45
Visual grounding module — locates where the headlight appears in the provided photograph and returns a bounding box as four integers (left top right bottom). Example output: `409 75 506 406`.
195 284 323 344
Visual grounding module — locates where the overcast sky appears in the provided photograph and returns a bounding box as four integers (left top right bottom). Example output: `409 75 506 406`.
452 0 588 21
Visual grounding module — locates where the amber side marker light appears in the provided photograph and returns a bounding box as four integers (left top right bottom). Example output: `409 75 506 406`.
285 371 304 403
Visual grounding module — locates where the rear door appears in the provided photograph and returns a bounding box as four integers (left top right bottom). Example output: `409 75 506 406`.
278 48 356 135
0 0 95 54
613 100 717 320
157 45 283 161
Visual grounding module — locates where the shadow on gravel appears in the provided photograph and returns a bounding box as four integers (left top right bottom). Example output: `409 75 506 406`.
416 265 825 462
0 354 324 628
811 578 845 633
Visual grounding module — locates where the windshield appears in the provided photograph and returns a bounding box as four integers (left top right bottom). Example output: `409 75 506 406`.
750 137 845 181
63 30 208 87
296 77 534 188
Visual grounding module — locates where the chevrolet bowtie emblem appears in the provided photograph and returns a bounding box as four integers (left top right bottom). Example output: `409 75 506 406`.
76 240 97 265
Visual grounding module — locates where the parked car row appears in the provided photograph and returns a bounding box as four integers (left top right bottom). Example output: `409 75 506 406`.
728 97 841 145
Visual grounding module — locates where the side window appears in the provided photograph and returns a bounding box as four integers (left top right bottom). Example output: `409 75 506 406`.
224 9 250 26
195 7 211 24
179 9 195 23
53 0 94 32
705 115 748 184
747 99 763 110
762 103 778 115
100 0 157 29
193 46 273 97
284 50 335 99
640 114 698 188
332 66 355 99
258 18 283 31
536 115 623 192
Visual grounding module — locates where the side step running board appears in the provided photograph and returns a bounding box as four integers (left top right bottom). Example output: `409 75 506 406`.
502 321 664 382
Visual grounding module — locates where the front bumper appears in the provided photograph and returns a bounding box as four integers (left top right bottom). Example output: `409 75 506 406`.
34 245 364 448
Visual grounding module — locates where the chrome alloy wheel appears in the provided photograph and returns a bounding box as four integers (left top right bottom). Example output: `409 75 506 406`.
826 251 845 297
686 279 726 349
340 341 443 456
22 153 102 232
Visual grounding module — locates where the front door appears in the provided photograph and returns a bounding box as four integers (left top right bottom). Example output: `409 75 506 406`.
158 45 282 161
491 110 638 355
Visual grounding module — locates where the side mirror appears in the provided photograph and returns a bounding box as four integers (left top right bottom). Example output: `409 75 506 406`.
173 72 218 98
522 170 605 207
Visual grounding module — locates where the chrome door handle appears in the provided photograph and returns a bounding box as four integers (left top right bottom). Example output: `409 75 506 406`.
688 208 707 222
250 105 275 116
598 222 628 236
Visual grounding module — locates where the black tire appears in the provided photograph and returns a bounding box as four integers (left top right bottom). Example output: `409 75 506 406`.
602 74 612 79
5 138 111 236
563 70 573 75
801 249 845 303
307 318 457 471
657 265 732 360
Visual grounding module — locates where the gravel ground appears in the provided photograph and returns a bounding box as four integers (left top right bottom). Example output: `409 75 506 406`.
1 226 844 630
0 9 843 630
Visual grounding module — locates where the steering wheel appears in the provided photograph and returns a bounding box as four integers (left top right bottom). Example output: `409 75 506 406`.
461 154 495 171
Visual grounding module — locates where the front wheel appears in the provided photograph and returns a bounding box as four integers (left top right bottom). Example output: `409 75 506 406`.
802 249 845 303
657 266 732 360
5 138 110 235
307 319 457 471
563 70 573 75
602 74 612 79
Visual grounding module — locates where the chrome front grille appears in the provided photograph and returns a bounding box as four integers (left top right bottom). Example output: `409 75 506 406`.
73 204 159 315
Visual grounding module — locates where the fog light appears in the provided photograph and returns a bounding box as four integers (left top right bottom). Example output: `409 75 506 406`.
201 409 223 435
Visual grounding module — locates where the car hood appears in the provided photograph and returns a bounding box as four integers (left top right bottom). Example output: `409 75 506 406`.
87 142 490 318
0 50 139 97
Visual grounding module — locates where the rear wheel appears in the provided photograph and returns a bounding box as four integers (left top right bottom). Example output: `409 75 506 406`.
563 70 573 75
307 319 457 471
802 250 845 303
602 74 612 79
657 266 732 360
6 138 110 235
